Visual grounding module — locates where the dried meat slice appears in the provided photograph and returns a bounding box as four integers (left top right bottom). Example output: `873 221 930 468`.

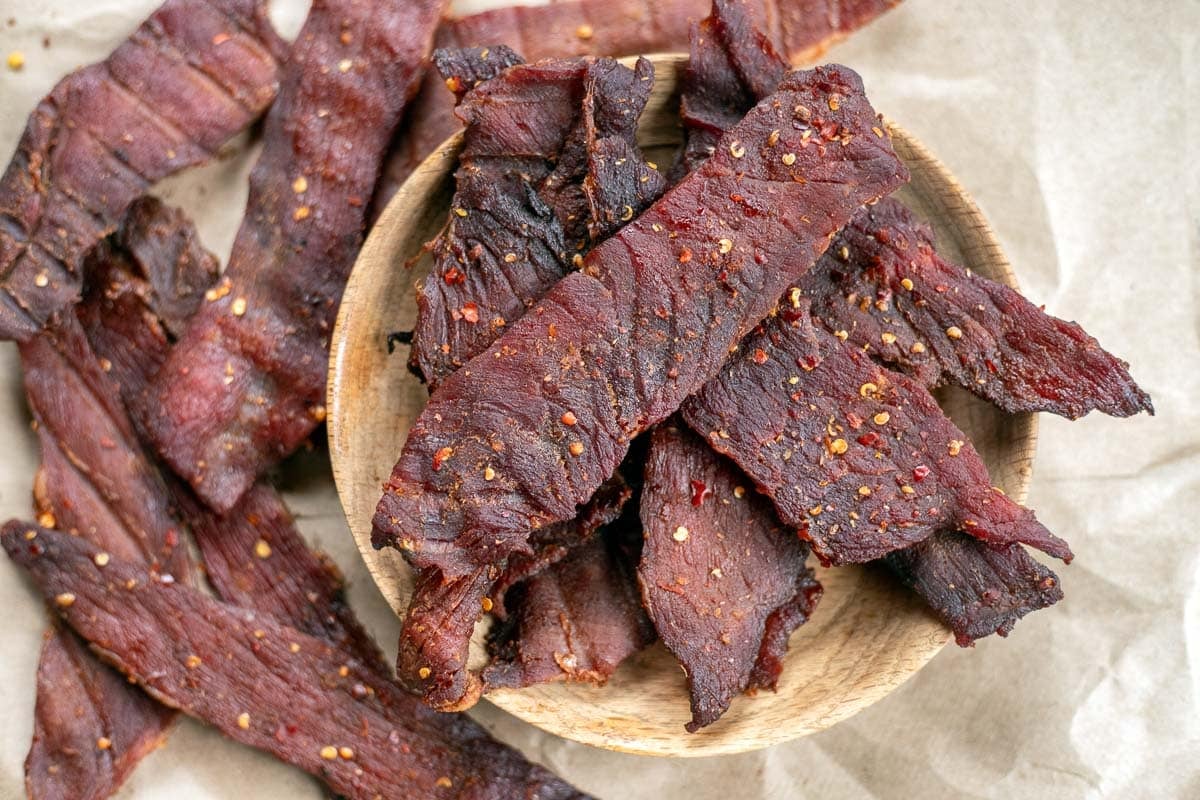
143 0 447 513
798 198 1154 418
3 526 593 800
411 55 664 387
884 532 1063 646
373 0 905 207
396 475 632 710
639 424 820 731
681 304 1073 565
375 65 907 704
0 0 285 342
482 527 655 692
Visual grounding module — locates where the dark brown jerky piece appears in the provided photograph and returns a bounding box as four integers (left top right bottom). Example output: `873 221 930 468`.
0 0 285 342
639 424 820 731
3 527 592 800
885 532 1063 647
482 531 655 692
410 56 663 387
375 65 907 704
681 306 1073 565
143 0 447 513
396 474 631 710
799 198 1154 419
372 0 905 209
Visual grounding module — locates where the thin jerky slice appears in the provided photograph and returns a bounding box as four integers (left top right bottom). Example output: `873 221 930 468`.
433 45 525 103
885 532 1063 646
373 0 905 207
3 526 592 800
483 529 655 692
681 305 1073 565
396 475 631 711
799 198 1153 418
0 0 285 342
411 56 663 387
375 65 907 705
639 424 820 731
143 0 447 513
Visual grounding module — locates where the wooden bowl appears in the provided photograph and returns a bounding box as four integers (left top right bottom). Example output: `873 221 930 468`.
328 54 1036 757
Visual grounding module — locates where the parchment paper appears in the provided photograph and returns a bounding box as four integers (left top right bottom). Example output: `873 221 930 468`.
0 1 1196 798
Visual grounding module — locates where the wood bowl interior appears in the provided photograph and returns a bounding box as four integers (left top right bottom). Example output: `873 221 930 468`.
328 54 1037 757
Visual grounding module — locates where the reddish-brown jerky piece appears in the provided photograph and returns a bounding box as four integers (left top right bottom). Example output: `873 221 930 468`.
3 527 593 800
411 55 664 387
0 0 285 342
483 529 655 692
799 197 1154 419
885 532 1063 646
639 424 820 730
681 306 1073 565
374 0 904 208
397 475 631 711
375 65 907 704
143 0 447 513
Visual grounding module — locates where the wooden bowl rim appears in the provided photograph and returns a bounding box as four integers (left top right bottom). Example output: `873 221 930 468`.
328 53 1037 757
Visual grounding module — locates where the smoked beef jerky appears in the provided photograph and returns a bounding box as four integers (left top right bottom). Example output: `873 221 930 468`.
799 198 1153 418
681 305 1073 565
374 0 904 208
143 0 447 513
884 532 1063 646
396 474 632 710
0 0 285 342
3 527 593 800
639 424 820 730
483 530 655 692
375 65 908 704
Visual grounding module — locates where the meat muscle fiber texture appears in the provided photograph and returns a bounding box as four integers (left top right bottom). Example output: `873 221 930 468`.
373 0 904 209
374 64 908 704
681 304 1073 565
2 527 592 800
798 197 1153 419
0 0 285 342
885 532 1063 646
639 424 820 731
142 0 447 513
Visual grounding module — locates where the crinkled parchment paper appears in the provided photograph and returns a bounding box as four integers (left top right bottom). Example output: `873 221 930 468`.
0 0 1196 797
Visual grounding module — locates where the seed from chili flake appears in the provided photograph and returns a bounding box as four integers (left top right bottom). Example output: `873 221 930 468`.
504 252 517 263
453 207 468 218
94 552 110 567
946 326 963 340
729 141 746 158
575 23 594 39
55 592 76 607
254 539 272 559
858 486 872 496
568 441 584 456
561 411 578 426
292 176 307 194
838 245 850 260
436 777 453 788
781 152 797 165
96 737 112 751
873 412 891 425
185 654 203 669
718 238 734 254
320 746 338 761
911 342 927 354
900 277 914 291
678 247 693 263
809 506 823 516
418 666 432 679
859 382 879 398
829 438 848 454
733 486 746 499
289 642 301 653
237 713 251 730
828 95 841 111
881 332 897 345
900 485 915 495
481 597 494 612
672 526 690 542
948 439 964 456
231 297 247 316
339 747 355 760
37 511 56 528
432 446 454 470
34 272 49 287
293 205 310 221
483 466 496 481
835 329 849 341
337 58 352 73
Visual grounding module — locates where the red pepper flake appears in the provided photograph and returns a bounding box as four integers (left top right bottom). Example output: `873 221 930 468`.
560 411 578 426
857 432 881 447
460 302 479 323
752 348 768 364
690 479 711 506
913 465 930 482
443 266 465 285
678 247 693 264
432 447 453 471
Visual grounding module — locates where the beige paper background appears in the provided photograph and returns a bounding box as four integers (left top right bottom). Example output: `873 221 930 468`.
0 0 1196 797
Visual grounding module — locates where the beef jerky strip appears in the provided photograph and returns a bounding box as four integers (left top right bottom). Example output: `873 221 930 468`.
885 532 1063 647
375 65 908 704
3 527 592 800
398 474 631 710
0 0 285 342
483 527 655 692
142 0 447 514
373 0 904 210
413 53 665 387
680 304 1073 565
798 197 1153 419
15 200 212 800
639 424 819 730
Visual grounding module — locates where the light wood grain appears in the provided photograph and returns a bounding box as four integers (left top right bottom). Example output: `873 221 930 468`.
327 54 1037 757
